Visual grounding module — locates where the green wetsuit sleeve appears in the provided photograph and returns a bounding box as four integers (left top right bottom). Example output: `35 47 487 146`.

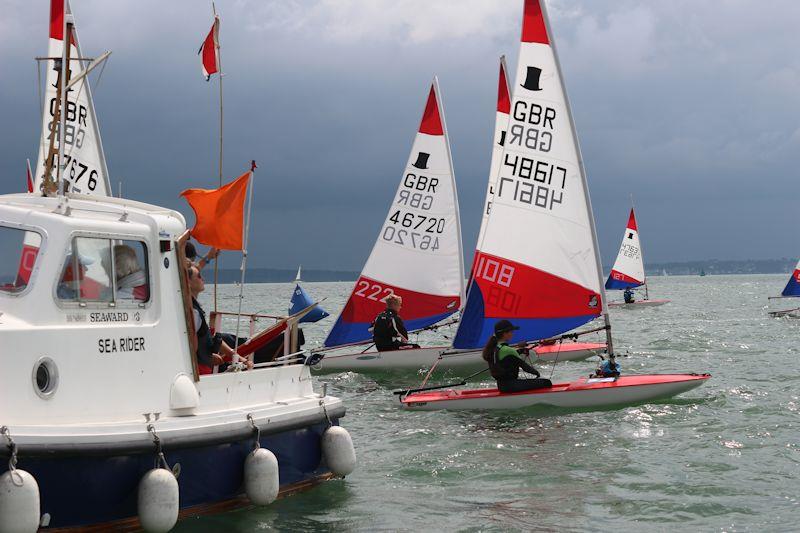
496 344 521 361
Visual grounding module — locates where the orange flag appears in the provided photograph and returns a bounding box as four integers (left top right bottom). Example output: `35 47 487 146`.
180 171 251 250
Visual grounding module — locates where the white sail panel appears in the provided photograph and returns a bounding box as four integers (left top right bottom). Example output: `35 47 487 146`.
605 209 645 289
454 0 602 349
33 0 110 197
325 79 463 347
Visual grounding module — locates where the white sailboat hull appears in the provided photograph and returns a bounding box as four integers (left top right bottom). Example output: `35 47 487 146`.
314 342 605 373
399 374 710 411
608 299 670 308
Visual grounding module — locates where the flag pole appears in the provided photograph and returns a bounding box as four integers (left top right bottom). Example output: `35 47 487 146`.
232 161 256 365
212 3 223 313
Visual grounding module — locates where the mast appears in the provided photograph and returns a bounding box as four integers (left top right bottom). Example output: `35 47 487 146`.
539 0 613 355
630 193 649 300
212 3 223 312
56 15 73 201
434 76 466 307
232 162 256 363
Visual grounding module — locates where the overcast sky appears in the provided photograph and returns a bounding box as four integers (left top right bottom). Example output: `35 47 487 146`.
2 0 799 270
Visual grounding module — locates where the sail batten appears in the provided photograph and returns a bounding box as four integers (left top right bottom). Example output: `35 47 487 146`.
324 79 463 348
453 0 604 350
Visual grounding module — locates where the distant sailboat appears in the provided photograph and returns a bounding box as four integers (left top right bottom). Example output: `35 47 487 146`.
700 268 706 276
606 206 670 308
289 266 329 323
767 259 800 318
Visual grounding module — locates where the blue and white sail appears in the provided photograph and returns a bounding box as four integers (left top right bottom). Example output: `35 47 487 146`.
289 266 329 323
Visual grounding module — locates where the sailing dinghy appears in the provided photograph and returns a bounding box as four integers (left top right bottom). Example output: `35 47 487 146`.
289 266 330 323
397 0 709 411
767 259 800 317
316 79 467 369
316 67 603 373
606 206 669 308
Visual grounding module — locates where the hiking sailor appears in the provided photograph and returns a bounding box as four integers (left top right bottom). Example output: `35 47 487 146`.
371 295 420 352
483 320 552 393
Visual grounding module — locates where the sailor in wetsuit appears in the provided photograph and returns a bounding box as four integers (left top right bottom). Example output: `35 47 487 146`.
623 287 635 304
371 295 420 351
483 320 552 393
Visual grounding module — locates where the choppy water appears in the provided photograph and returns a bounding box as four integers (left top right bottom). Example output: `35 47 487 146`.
182 274 800 532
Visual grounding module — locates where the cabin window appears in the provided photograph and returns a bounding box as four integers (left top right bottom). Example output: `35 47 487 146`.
0 226 42 294
57 237 150 306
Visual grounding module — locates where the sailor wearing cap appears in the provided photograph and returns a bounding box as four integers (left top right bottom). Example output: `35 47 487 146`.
481 320 552 393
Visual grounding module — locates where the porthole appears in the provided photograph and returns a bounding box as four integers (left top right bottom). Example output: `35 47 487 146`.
32 357 59 399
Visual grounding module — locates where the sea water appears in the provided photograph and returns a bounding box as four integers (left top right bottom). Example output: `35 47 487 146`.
182 274 800 531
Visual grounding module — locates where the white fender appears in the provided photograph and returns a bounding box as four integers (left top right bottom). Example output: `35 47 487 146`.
169 374 199 416
137 468 179 533
321 426 356 477
0 469 40 533
244 448 279 506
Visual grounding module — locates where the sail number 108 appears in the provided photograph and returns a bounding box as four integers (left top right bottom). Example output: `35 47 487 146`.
475 257 521 313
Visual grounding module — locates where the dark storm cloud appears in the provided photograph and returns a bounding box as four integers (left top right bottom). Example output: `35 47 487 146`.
2 0 799 270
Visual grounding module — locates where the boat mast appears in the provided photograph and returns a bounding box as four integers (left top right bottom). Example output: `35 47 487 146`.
212 3 223 312
539 1 613 356
630 193 649 300
56 14 74 204
434 76 466 307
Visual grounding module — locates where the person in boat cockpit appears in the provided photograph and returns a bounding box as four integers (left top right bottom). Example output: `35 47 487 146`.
371 295 420 352
623 287 635 304
483 320 552 393
110 245 148 301
187 265 251 374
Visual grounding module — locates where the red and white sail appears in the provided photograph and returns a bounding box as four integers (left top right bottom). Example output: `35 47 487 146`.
325 79 464 347
475 56 512 249
33 0 110 196
453 0 604 349
605 208 645 289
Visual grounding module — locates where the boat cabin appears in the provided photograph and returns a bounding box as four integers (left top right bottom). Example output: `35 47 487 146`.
0 193 307 426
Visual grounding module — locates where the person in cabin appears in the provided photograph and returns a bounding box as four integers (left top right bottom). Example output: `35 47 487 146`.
110 245 148 301
187 264 251 374
623 287 635 304
483 320 552 393
371 295 420 351
184 240 219 270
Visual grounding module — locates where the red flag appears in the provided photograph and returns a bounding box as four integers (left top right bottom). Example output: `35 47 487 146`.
50 0 77 45
180 171 250 250
26 159 34 193
198 16 220 81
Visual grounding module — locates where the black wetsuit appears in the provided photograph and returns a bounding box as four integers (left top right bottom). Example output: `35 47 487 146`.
192 298 220 367
372 309 415 351
489 343 552 393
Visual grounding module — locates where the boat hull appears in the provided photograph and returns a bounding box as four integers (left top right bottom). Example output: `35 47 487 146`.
399 374 710 411
1 418 342 530
608 299 670 308
314 342 605 373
